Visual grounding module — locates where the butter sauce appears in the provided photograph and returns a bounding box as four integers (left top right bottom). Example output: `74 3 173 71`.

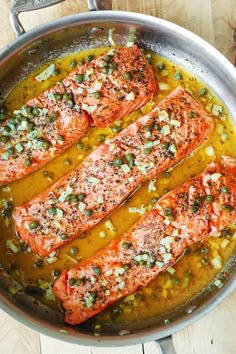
0 47 235 326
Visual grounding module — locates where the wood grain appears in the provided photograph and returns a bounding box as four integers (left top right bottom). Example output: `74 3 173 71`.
212 0 236 65
0 308 41 354
0 1 236 354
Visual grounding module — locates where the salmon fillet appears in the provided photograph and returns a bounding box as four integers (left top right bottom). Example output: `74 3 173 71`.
14 87 213 258
63 45 157 127
53 156 236 325
0 46 156 184
0 83 89 184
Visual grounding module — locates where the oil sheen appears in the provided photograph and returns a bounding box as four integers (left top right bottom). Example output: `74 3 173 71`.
0 47 236 327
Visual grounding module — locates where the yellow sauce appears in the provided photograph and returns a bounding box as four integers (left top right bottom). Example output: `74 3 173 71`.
0 47 236 327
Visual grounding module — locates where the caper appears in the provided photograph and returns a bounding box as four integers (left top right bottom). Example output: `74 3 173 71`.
70 60 77 68
42 141 50 151
151 197 158 204
93 266 101 276
78 193 85 201
157 62 165 71
85 209 93 217
0 135 10 143
123 71 131 80
63 159 71 165
60 233 67 240
70 194 79 203
97 134 105 142
144 148 151 156
77 60 85 67
66 99 74 108
3 125 11 133
62 93 70 101
24 158 32 167
68 278 76 286
7 147 15 155
29 220 39 230
75 74 84 84
199 87 208 96
113 158 123 167
221 204 234 212
163 171 170 178
55 94 62 101
57 135 64 142
48 207 56 215
188 111 195 118
104 55 112 62
53 68 60 76
35 259 44 268
122 241 132 249
93 91 102 99
32 107 40 116
109 62 117 69
85 55 94 63
206 195 214 203
53 269 61 277
101 67 109 74
112 126 121 133
161 142 169 149
112 306 122 316
69 247 78 256
221 186 228 194
174 71 182 80
123 264 130 271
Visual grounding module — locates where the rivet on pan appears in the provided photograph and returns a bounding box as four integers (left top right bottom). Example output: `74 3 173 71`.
90 27 105 34
185 305 197 314
118 329 131 336
28 48 39 56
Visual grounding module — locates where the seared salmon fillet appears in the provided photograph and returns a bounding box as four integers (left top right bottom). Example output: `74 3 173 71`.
0 46 156 184
0 83 89 184
53 156 236 325
63 45 157 127
14 87 213 258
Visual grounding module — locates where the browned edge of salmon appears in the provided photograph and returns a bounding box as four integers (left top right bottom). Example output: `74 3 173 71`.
0 46 156 184
14 87 214 258
52 156 236 325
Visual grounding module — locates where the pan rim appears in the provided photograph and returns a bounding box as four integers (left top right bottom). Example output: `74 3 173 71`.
0 9 236 345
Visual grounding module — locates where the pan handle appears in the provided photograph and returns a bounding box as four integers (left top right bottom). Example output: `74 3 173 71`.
9 0 112 37
9 0 65 36
156 336 177 354
88 0 112 11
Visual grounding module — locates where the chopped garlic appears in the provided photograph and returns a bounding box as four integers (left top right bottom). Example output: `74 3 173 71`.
220 239 230 249
99 231 106 238
148 179 156 192
128 204 146 215
35 64 55 81
88 176 100 185
205 146 215 157
211 255 223 269
125 92 135 101
159 82 169 90
212 104 223 116
210 173 222 182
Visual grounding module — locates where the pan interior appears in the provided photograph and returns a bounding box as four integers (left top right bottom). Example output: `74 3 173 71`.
0 13 236 343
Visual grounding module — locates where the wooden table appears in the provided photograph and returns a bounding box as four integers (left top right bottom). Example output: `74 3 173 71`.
0 1 236 353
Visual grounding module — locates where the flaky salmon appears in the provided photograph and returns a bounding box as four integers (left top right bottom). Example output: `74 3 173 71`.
14 87 213 258
53 156 236 325
63 45 157 127
0 46 156 184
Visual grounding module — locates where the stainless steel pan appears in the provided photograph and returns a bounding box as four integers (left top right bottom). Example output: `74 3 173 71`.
0 1 236 353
